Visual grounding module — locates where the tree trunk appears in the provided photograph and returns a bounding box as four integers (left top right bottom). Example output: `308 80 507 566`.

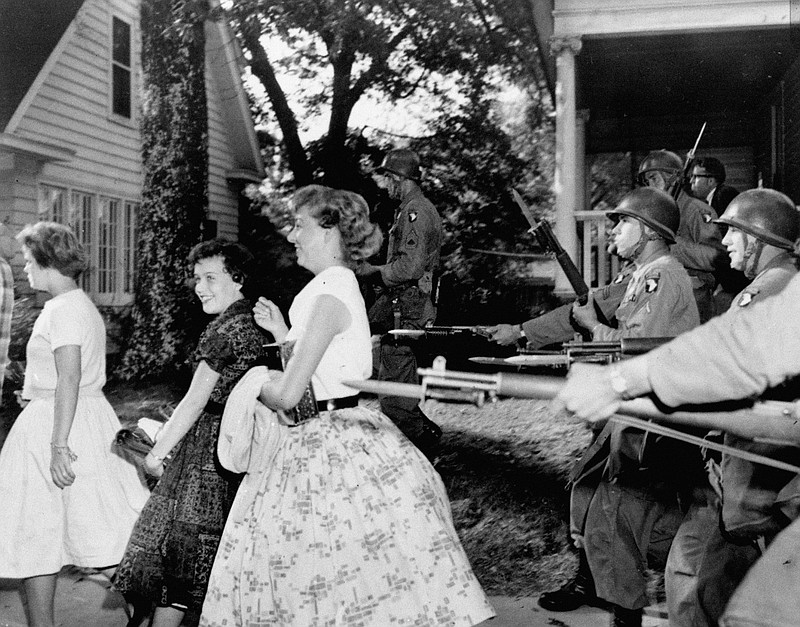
238 17 314 186
117 0 208 379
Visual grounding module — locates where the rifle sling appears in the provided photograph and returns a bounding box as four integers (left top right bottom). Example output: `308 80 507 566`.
610 415 800 474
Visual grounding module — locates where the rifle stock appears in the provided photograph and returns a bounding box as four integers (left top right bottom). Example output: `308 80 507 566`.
345 367 800 446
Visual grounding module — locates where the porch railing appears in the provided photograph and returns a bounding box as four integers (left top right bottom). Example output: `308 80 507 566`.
575 210 620 289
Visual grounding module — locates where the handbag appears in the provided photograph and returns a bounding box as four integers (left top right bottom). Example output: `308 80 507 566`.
265 341 319 426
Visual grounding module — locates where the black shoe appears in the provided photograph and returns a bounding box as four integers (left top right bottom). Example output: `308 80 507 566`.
538 575 607 612
611 605 642 627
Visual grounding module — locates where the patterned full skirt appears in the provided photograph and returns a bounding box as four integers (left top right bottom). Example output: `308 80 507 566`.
200 406 494 627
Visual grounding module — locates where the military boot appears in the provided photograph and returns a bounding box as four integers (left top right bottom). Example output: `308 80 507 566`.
538 548 607 612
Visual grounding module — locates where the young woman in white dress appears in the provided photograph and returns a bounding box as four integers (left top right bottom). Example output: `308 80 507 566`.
0 222 150 627
200 185 494 626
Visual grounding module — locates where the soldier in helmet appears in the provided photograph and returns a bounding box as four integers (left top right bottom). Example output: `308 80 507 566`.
538 189 702 627
556 190 800 627
356 148 444 460
663 188 800 627
487 150 725 350
637 149 726 323
571 187 699 339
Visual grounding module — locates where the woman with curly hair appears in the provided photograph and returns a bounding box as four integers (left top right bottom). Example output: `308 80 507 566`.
200 186 494 626
0 222 150 627
113 239 266 627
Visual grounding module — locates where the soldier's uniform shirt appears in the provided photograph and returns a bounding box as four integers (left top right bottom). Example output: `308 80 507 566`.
521 263 632 349
672 191 726 322
593 254 699 341
571 254 702 611
378 187 442 293
368 186 443 447
671 191 724 287
659 253 800 627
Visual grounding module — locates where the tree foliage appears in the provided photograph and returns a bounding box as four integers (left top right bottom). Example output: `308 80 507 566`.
226 0 544 187
117 0 209 379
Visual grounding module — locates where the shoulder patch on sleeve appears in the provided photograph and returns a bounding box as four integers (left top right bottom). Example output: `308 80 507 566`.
702 212 713 223
645 276 660 293
613 271 626 284
409 211 418 222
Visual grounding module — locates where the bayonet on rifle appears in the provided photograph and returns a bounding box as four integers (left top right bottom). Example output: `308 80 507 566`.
389 325 492 340
673 122 707 200
469 337 670 370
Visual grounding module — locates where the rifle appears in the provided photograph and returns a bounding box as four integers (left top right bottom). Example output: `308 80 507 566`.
470 336 670 369
388 326 492 340
345 363 800 472
672 122 707 201
512 189 612 329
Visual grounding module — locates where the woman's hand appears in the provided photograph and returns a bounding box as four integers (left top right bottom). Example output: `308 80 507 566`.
143 451 165 478
253 297 289 341
50 444 77 489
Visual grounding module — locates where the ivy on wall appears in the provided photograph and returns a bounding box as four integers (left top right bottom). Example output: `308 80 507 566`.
117 0 209 379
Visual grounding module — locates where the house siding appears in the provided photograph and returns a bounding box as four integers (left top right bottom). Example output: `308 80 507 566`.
207 67 239 240
13 0 143 202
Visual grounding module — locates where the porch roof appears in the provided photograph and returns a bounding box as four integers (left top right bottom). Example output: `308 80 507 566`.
531 1 800 152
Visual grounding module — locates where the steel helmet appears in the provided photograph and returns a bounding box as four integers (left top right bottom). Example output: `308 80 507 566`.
606 187 680 243
375 149 421 181
637 150 682 186
714 189 800 250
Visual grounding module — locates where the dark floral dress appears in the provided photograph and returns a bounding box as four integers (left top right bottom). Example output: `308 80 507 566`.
114 299 265 625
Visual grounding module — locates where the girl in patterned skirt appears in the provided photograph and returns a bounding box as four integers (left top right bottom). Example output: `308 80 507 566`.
113 240 266 627
200 186 494 626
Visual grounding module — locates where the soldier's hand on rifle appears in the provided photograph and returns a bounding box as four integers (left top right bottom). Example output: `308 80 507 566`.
554 362 622 424
571 292 600 332
486 324 524 346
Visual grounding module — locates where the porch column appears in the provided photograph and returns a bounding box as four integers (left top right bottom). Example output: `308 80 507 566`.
576 109 590 211
550 35 582 297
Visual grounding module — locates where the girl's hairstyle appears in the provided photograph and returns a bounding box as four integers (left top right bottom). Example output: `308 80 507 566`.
16 221 88 279
187 238 254 286
292 185 383 264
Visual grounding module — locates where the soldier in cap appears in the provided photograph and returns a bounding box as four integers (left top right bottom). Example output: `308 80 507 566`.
556 189 800 627
637 150 726 323
356 148 444 460
538 189 702 627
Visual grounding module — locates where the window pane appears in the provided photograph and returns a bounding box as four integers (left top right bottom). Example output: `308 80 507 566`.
98 198 119 294
112 17 130 66
112 65 131 118
70 192 94 292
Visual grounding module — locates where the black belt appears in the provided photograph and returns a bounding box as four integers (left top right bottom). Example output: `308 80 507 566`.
316 395 359 412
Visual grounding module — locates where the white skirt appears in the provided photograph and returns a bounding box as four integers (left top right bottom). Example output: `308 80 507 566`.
0 395 150 578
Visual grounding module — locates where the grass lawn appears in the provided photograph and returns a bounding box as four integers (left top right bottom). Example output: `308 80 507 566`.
0 377 592 598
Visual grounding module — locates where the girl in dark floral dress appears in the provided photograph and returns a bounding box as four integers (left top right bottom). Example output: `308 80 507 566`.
114 239 265 627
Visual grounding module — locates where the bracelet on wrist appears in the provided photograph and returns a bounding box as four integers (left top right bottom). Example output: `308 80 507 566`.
51 442 78 462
